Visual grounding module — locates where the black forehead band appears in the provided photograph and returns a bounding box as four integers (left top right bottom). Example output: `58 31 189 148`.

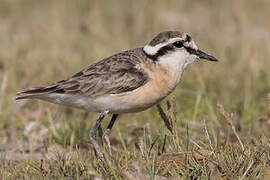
186 35 192 42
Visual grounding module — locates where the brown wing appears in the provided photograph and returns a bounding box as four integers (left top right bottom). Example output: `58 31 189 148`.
16 48 149 99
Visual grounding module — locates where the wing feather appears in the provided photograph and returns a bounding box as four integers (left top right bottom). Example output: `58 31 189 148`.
16 48 149 100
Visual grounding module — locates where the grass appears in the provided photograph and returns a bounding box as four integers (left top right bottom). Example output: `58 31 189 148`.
0 0 270 179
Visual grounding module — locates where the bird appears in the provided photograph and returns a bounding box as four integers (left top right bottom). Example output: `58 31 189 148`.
15 31 218 158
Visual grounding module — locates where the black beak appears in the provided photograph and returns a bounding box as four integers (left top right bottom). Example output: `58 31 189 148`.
195 50 218 62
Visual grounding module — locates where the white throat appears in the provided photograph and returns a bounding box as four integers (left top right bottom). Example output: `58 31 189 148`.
158 50 197 76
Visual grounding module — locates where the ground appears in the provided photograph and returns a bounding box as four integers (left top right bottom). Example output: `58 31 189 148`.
0 0 269 179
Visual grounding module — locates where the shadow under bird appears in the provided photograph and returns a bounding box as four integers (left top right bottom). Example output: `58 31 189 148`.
16 31 218 158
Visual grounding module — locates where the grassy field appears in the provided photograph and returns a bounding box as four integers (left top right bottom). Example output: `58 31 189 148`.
0 0 270 179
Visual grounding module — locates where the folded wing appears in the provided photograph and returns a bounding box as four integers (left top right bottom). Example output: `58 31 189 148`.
16 49 149 100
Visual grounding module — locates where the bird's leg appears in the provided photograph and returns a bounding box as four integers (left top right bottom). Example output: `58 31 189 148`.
102 114 118 152
98 126 103 142
89 110 109 159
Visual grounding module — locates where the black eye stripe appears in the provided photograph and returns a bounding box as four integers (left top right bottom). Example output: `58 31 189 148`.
144 36 195 61
144 45 174 61
185 47 197 55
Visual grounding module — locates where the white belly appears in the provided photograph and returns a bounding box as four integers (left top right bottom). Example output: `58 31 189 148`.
41 87 172 114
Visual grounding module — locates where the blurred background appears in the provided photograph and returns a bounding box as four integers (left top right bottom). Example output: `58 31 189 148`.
0 0 269 178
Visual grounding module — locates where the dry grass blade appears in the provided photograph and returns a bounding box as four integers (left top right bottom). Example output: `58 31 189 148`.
267 93 270 113
156 104 173 134
148 136 159 157
0 72 7 111
161 135 167 154
218 104 245 151
156 150 213 169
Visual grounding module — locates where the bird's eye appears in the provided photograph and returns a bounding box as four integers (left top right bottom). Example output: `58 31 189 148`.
172 41 184 48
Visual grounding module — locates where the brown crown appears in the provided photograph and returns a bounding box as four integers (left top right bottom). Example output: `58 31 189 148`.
149 31 184 46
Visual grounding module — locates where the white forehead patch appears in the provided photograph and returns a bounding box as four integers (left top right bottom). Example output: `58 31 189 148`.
184 40 198 50
143 37 185 55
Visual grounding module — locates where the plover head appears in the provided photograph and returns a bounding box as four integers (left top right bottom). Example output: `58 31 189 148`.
143 31 218 73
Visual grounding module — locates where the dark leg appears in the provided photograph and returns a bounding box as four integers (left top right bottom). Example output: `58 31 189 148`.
89 110 109 158
98 126 103 142
102 114 118 146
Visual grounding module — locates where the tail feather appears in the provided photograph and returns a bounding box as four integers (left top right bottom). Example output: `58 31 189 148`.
15 93 41 100
15 84 60 100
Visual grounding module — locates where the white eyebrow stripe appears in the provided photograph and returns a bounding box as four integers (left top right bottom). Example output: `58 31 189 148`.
143 37 185 55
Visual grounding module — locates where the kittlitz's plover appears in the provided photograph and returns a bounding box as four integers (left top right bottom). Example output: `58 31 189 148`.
16 31 218 158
